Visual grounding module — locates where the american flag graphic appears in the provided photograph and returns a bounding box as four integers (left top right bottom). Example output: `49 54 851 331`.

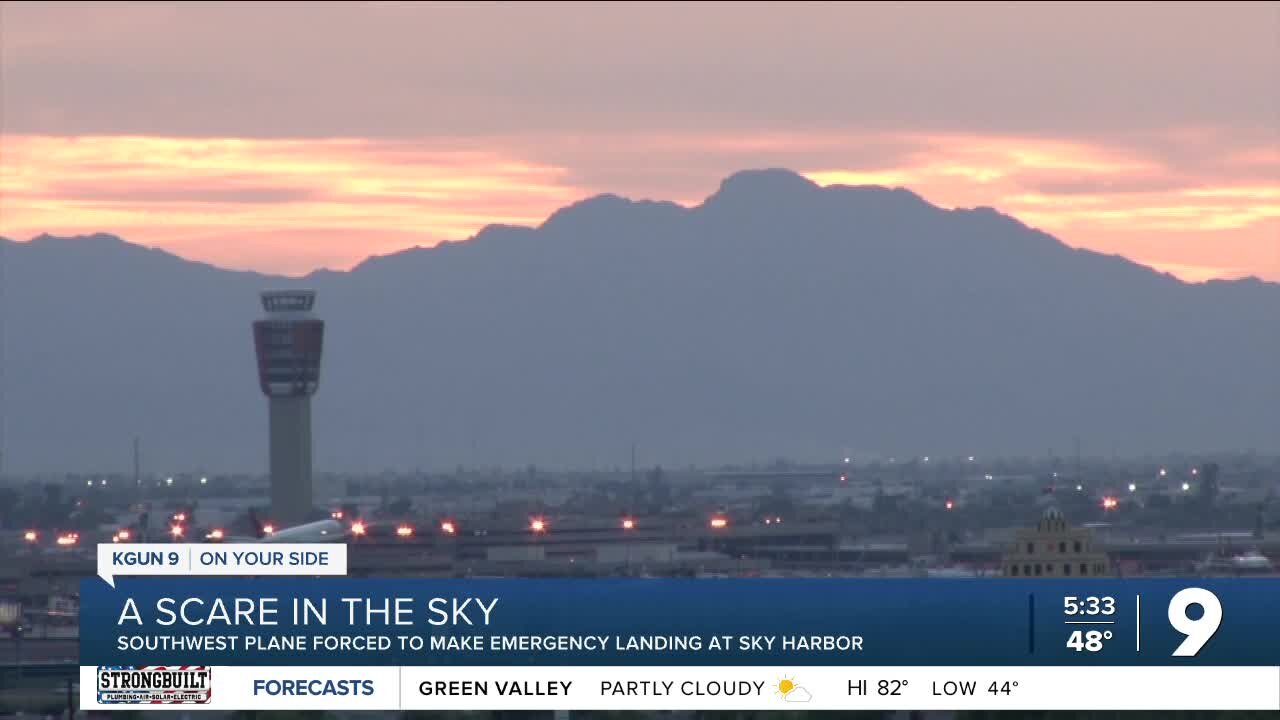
97 665 212 704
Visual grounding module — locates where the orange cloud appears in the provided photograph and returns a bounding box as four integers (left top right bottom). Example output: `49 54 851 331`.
802 132 1280 281
0 135 585 274
2 131 1276 281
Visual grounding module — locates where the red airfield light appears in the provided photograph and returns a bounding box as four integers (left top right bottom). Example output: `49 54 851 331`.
440 520 457 535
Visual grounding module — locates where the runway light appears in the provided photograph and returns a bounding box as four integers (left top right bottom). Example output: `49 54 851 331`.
166 477 174 486
262 523 275 535
839 474 847 483
1182 482 1191 492
207 528 225 540
23 530 37 543
86 480 93 487
968 456 975 462
621 517 635 530
530 518 547 533
984 474 994 481
843 457 851 464
1128 483 1137 493
1159 468 1167 477
1076 485 1083 492
709 515 729 529
764 518 772 525
945 499 955 511
200 477 207 485
170 525 184 538
440 521 457 535
923 456 930 463
350 521 367 537
1191 467 1199 475
396 525 413 538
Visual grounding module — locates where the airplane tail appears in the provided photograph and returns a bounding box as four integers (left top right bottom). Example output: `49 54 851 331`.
248 508 266 539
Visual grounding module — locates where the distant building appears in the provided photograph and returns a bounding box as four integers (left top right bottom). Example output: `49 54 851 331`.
1002 508 1110 577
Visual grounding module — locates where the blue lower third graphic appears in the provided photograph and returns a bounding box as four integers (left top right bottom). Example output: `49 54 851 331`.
79 577 1280 667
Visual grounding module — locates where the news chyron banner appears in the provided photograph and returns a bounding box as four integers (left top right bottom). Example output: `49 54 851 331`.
82 544 1280 712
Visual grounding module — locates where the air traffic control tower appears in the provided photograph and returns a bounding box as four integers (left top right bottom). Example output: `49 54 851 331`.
253 290 324 525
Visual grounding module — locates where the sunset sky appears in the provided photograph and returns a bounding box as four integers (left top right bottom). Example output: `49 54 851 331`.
2 2 1277 281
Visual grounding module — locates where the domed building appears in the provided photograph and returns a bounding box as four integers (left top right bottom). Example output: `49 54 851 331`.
1002 508 1111 577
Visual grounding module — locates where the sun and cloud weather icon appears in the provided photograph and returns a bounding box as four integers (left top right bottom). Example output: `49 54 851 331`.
774 676 812 703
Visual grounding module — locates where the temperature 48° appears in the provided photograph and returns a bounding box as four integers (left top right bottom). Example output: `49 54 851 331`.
1067 629 1112 652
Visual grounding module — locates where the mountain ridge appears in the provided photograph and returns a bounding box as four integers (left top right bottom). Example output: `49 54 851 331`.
2 169 1277 473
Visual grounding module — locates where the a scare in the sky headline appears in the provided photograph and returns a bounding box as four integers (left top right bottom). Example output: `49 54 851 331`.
80 578 1280 666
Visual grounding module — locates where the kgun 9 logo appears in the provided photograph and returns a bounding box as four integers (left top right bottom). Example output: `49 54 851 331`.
1168 588 1222 657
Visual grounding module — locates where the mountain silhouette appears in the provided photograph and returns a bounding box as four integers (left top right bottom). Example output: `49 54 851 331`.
3 169 1277 473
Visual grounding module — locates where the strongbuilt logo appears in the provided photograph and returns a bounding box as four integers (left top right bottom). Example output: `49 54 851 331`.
96 666 212 704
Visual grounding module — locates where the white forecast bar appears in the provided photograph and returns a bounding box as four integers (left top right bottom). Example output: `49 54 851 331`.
80 666 1280 711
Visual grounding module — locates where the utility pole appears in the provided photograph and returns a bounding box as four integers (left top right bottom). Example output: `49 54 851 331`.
133 436 142 504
